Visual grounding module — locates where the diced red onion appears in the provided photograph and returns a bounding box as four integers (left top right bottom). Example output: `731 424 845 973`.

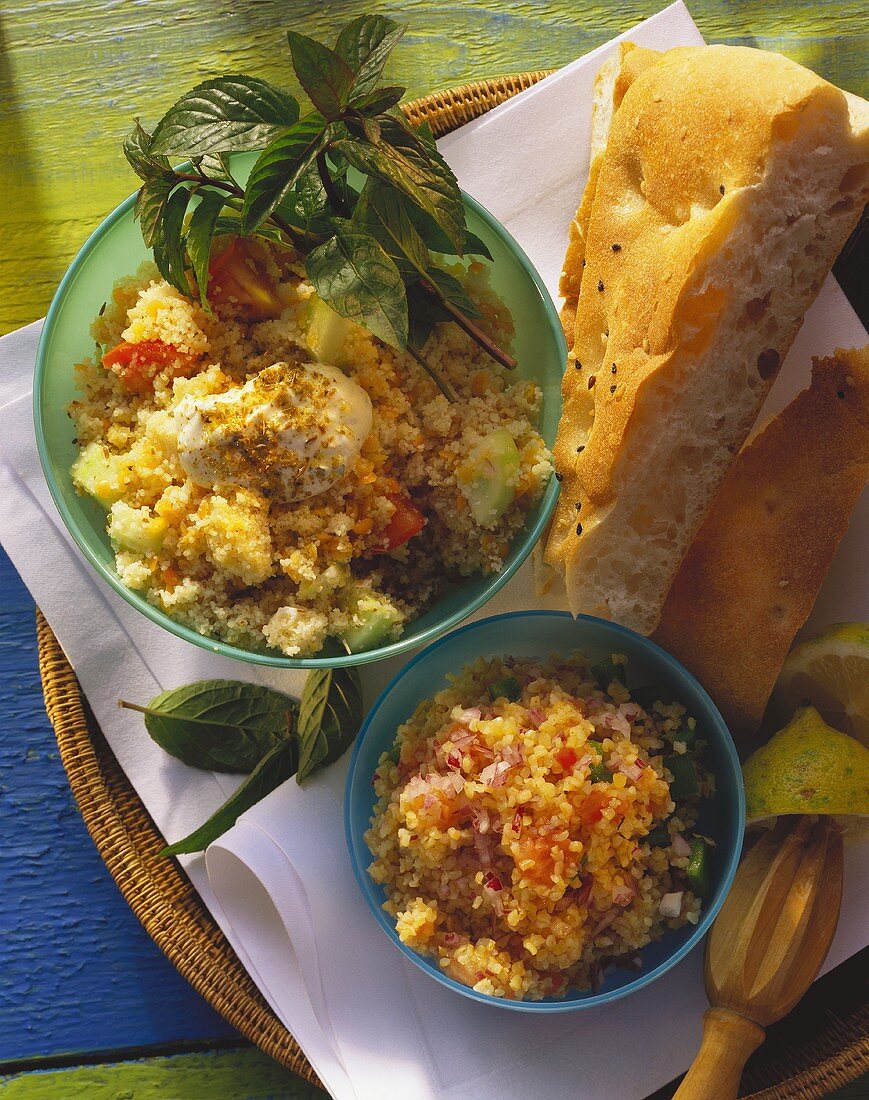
423 792 437 810
480 759 511 788
591 908 619 937
526 707 546 729
473 805 492 835
620 761 645 783
445 750 463 771
659 891 684 918
502 743 524 766
403 775 430 801
671 834 692 858
456 707 481 724
612 880 636 906
474 829 494 866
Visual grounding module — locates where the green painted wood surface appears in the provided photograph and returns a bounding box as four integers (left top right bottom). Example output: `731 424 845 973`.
0 1049 322 1099
1 0 867 336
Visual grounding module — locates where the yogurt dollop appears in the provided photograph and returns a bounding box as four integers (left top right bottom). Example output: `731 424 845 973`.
175 360 373 501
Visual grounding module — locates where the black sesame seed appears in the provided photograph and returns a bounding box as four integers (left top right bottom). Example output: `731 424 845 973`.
576 444 585 453
588 375 596 389
555 472 563 482
837 389 846 399
581 259 586 268
575 501 582 511
597 280 604 293
611 364 617 374
610 384 616 394
576 522 583 535
611 243 621 252
719 184 725 195
574 361 582 370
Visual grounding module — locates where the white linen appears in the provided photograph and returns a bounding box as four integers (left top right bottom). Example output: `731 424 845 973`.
0 3 866 1097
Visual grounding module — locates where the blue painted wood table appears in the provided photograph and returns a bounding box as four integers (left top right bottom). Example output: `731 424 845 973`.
1 0 866 1096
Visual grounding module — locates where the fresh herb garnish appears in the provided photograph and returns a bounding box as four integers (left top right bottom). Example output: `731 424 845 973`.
123 14 511 400
119 679 297 773
120 666 363 853
296 665 364 784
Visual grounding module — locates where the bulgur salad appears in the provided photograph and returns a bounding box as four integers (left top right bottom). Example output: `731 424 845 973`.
366 652 716 1001
68 239 552 657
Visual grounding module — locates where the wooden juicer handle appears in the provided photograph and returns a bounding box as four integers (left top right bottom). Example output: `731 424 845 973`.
674 816 844 1100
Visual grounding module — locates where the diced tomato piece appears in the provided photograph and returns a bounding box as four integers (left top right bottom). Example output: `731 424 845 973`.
373 493 426 552
555 747 578 772
102 339 199 393
578 788 611 826
208 238 283 319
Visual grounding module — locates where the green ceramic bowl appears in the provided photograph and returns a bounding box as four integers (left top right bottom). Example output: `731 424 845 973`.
34 166 566 668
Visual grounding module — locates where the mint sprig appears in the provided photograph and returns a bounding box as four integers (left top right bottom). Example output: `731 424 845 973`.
123 14 515 398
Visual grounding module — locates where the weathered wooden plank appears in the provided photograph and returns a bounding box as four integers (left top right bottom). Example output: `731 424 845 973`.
1 0 866 334
0 1048 321 1099
0 550 239 1061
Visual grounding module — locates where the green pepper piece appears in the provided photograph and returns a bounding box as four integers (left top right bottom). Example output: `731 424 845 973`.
646 824 671 847
585 739 605 756
589 762 612 784
488 675 521 702
687 837 712 897
590 656 626 691
668 720 696 749
665 754 700 798
629 684 662 713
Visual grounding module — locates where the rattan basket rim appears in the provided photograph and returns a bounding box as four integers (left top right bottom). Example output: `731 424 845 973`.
37 69 868 1099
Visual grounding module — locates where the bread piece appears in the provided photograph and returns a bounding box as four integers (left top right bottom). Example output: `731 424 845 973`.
654 346 869 750
544 45 869 635
559 42 662 343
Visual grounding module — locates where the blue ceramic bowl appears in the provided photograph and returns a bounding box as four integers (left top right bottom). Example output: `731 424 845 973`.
33 166 565 669
345 610 744 1011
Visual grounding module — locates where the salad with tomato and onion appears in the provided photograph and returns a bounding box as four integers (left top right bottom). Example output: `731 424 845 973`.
68 237 552 658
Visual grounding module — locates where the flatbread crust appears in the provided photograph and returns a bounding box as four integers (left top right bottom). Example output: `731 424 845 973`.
654 346 869 751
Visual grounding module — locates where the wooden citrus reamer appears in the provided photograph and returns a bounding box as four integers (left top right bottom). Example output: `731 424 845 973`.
674 815 844 1100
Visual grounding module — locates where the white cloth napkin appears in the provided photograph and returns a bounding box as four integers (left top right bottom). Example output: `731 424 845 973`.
1 3 867 1097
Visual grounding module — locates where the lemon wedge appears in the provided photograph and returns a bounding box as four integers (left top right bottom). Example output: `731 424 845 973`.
743 705 869 822
769 623 869 747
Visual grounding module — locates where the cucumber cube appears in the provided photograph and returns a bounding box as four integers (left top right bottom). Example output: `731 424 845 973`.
340 586 403 653
71 442 125 508
305 294 357 365
108 501 167 554
456 428 520 527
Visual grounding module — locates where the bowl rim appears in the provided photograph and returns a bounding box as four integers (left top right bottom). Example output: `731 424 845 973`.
32 188 566 669
344 609 746 1012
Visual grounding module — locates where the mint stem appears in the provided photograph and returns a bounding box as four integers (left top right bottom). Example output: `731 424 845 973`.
406 345 457 402
419 280 516 370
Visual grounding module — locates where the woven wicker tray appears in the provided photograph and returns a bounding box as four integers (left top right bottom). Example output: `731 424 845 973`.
37 73 868 1099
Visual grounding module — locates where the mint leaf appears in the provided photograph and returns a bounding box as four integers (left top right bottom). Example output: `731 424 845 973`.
425 265 482 319
335 119 464 252
150 76 300 156
123 679 297 774
161 737 300 855
352 85 405 115
124 121 172 182
335 15 404 101
186 190 226 308
287 30 355 120
296 665 363 784
306 221 408 349
241 114 329 234
353 180 430 283
154 185 193 296
134 175 176 249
